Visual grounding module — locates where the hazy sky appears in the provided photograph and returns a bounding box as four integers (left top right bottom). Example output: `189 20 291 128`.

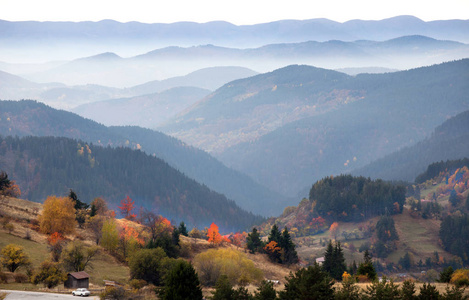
1 0 468 24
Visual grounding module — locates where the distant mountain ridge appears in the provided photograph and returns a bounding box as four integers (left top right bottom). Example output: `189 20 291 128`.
1 16 468 52
0 66 258 109
0 100 287 216
160 60 469 196
14 35 469 87
72 87 212 128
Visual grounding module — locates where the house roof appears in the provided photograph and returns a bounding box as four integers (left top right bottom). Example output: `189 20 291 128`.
69 271 90 279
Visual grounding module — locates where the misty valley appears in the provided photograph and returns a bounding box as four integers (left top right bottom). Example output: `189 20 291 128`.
0 15 469 299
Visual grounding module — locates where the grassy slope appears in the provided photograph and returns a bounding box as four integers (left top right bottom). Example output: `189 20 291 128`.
0 196 130 287
290 180 462 269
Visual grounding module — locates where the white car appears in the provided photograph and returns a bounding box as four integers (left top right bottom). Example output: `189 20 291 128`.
72 288 91 296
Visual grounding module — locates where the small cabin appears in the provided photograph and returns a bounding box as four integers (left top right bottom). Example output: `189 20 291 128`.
315 257 325 265
64 271 90 289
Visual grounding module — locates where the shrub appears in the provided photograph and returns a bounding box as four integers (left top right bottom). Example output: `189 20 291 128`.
14 272 28 283
129 248 172 286
99 286 128 300
193 248 263 286
451 269 469 287
129 278 147 290
0 272 8 283
32 261 66 289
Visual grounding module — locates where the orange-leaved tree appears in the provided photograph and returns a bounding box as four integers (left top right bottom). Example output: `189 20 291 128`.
207 222 223 245
329 222 339 240
47 232 65 262
118 196 136 220
39 196 77 235
119 222 144 259
264 240 282 262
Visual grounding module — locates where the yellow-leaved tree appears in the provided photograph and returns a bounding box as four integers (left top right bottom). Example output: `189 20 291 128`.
39 196 77 235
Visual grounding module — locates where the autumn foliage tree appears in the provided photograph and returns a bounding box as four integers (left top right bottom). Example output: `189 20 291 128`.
61 241 99 272
119 222 145 260
39 196 77 235
47 232 65 262
329 222 339 240
207 223 223 245
118 196 136 220
32 261 66 288
101 218 119 254
264 241 282 263
1 244 31 272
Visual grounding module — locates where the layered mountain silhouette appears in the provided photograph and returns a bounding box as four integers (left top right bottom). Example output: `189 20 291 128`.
159 60 469 196
0 100 287 216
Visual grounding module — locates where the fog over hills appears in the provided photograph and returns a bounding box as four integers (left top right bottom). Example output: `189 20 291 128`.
0 66 258 109
6 35 467 87
159 60 469 196
1 16 468 63
72 87 212 128
0 100 287 216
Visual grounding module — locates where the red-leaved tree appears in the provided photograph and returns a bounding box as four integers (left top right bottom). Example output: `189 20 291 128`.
118 196 136 220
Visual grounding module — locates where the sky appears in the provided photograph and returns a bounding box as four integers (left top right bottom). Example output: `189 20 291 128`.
1 0 468 24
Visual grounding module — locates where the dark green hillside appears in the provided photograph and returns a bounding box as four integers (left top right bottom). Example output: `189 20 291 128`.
108 126 288 215
217 59 469 196
0 135 262 231
309 175 406 222
0 100 285 216
353 110 469 182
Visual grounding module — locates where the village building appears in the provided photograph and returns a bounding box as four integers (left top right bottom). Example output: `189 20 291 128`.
64 271 90 289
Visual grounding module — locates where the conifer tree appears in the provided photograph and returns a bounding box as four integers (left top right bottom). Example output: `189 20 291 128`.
178 222 188 236
212 275 234 300
247 228 263 254
279 264 334 300
0 171 11 192
268 224 282 244
280 227 299 264
159 260 203 300
254 280 277 300
323 240 346 280
357 250 377 281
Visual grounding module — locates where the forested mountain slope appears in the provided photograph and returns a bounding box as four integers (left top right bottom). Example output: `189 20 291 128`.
0 100 286 216
211 60 469 196
353 110 469 181
0 135 262 231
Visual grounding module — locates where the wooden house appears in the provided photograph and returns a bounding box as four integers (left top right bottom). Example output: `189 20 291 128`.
64 271 90 289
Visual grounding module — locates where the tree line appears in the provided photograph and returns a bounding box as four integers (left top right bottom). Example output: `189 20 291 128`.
310 174 406 222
